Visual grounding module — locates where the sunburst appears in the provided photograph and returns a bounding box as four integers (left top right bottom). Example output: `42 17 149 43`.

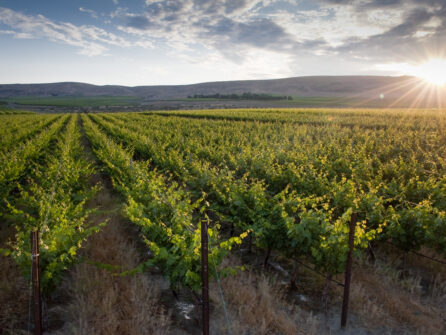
411 58 446 86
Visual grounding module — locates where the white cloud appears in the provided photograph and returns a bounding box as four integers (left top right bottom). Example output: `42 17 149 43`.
114 0 446 67
116 0 414 62
119 0 304 62
375 62 413 73
79 7 98 19
0 7 153 56
0 29 33 39
1 1 444 83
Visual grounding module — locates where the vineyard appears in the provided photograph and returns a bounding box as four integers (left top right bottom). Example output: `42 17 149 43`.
1 109 446 334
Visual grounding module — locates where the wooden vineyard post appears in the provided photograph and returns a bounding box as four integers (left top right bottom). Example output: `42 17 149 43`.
341 212 357 328
201 220 210 335
31 230 43 335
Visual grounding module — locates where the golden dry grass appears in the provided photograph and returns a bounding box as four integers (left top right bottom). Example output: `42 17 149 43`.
50 182 171 335
344 250 446 335
209 257 320 335
0 254 29 334
226 247 446 335
0 224 29 334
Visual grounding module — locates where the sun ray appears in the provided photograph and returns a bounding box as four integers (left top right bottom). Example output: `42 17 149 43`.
384 80 426 109
346 76 420 108
408 82 432 110
413 59 446 86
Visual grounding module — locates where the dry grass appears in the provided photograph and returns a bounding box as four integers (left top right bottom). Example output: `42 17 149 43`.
346 255 446 334
224 247 446 335
0 254 29 334
0 224 29 334
411 247 446 278
50 182 171 335
209 257 320 335
430 274 446 305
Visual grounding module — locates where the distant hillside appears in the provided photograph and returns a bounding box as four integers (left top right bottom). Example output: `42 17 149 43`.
0 76 445 106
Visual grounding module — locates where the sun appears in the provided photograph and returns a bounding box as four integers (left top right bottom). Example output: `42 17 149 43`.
412 59 446 86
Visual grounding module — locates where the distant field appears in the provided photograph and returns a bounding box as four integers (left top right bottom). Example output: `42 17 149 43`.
287 96 360 106
184 96 405 107
0 106 34 114
184 96 351 104
0 95 432 109
3 95 142 107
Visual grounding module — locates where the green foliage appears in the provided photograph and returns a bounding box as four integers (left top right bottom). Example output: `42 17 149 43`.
0 114 67 214
4 115 102 293
188 92 291 101
82 114 247 291
3 107 444 295
0 114 59 154
90 108 446 276
0 107 34 114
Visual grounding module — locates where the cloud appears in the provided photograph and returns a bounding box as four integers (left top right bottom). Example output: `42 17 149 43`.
125 15 153 30
115 0 446 76
2 0 445 76
119 0 318 59
329 0 446 61
0 7 153 56
201 17 298 50
304 0 445 66
118 0 442 60
79 7 98 19
0 29 33 39
361 0 404 9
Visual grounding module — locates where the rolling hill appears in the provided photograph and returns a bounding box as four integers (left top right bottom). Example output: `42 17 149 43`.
0 76 444 108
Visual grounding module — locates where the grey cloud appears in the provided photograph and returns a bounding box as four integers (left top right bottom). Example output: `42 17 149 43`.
313 0 446 61
363 0 402 7
122 0 310 55
358 0 445 11
191 0 261 15
139 0 266 23
119 0 445 64
385 8 434 36
146 0 186 17
125 15 154 29
222 0 260 14
204 17 295 49
318 0 354 4
236 19 299 50
320 0 445 9
236 19 288 47
335 3 446 61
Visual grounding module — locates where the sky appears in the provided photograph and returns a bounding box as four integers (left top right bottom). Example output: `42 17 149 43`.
0 0 445 86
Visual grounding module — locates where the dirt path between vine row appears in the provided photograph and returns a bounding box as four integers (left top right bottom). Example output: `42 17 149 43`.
49 173 173 334
45 116 174 334
0 226 29 333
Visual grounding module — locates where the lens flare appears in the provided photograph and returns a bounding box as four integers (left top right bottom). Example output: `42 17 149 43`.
412 59 446 86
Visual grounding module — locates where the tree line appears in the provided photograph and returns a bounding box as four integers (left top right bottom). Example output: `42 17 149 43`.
188 92 293 100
